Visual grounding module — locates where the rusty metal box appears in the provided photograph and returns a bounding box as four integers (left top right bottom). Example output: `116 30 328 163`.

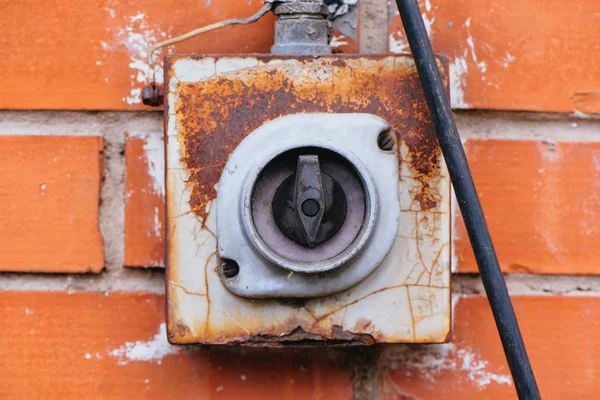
164 54 451 346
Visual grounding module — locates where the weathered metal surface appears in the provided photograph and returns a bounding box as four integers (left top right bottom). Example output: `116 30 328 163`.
165 55 451 346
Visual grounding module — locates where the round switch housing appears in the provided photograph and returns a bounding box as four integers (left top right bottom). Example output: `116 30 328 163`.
251 147 371 273
216 113 400 298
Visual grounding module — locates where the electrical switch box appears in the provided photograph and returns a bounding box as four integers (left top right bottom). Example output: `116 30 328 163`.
165 55 451 346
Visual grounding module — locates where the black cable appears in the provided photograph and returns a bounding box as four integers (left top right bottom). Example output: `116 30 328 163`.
393 0 540 398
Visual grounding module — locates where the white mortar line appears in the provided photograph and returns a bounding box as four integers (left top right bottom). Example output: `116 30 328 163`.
2 273 600 296
0 272 165 293
454 110 600 142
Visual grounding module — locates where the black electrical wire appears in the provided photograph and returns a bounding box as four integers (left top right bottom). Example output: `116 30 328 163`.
393 0 540 398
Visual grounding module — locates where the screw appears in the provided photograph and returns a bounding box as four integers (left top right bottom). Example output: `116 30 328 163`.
221 260 239 278
142 85 164 107
378 131 395 151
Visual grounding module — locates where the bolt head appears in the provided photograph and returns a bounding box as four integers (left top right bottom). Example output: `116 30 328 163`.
142 85 164 107
377 132 395 151
221 260 240 278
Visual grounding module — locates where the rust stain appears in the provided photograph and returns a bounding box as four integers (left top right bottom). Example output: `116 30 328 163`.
167 55 448 223
237 326 376 348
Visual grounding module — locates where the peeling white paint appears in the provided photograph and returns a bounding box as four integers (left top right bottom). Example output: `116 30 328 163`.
108 323 179 365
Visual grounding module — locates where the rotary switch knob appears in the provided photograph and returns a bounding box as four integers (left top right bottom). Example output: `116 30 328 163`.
250 147 368 273
272 155 347 248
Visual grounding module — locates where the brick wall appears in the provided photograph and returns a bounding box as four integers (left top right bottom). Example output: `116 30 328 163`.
1 1 599 398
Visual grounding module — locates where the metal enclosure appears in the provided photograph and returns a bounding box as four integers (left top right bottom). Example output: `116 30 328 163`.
165 54 451 346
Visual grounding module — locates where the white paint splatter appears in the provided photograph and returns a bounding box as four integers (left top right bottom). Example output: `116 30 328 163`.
389 5 435 54
24 308 33 316
129 131 165 196
108 323 179 365
153 206 162 237
103 5 172 104
503 51 516 69
422 14 436 39
84 352 104 360
143 134 165 196
465 18 487 73
125 88 142 105
450 54 469 108
39 183 46 197
105 7 116 19
130 12 146 22
389 32 410 54
330 34 349 49
458 348 512 388
388 343 512 389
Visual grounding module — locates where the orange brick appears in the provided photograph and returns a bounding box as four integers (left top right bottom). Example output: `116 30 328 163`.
389 0 600 114
124 133 165 267
0 292 353 400
0 136 104 273
0 0 276 110
383 296 600 399
454 140 600 274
